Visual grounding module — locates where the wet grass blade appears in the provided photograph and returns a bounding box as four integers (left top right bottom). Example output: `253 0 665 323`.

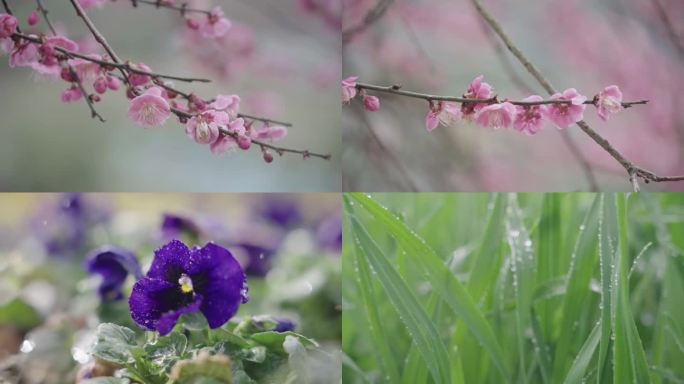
563 322 601 384
550 195 600 382
350 192 510 379
349 214 452 384
612 194 652 384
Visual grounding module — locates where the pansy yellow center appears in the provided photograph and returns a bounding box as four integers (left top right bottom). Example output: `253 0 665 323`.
179 274 194 293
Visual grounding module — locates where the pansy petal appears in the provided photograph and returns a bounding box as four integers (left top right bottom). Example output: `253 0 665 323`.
188 243 247 328
156 294 203 336
147 239 192 281
129 277 179 331
85 245 142 301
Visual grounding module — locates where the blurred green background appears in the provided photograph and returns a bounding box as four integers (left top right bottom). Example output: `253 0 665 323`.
0 1 340 191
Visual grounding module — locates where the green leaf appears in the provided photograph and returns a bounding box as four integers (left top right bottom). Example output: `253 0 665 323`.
350 214 452 384
350 192 509 378
92 323 138 365
144 331 188 370
250 331 318 355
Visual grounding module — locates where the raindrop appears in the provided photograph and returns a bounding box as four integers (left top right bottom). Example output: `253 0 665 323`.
524 239 532 248
20 340 34 354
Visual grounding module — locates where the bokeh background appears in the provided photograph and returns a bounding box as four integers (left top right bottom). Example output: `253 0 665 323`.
0 1 341 192
0 193 341 383
342 0 684 191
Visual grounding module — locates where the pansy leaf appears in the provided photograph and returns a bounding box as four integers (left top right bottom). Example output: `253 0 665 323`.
250 331 318 355
92 323 137 365
144 331 188 370
0 298 41 331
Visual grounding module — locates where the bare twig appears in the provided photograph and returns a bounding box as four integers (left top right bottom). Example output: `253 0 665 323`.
342 0 394 44
651 0 684 59
478 17 599 190
355 82 648 108
470 0 684 189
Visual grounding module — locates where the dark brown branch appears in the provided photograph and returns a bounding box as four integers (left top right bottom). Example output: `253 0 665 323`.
342 0 394 44
470 0 684 190
355 82 648 108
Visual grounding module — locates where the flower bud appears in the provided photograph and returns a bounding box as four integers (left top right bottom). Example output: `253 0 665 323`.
237 134 251 150
27 10 39 26
93 77 108 94
263 150 274 163
363 95 380 112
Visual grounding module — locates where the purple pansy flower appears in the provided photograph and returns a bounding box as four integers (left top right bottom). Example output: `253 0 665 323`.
256 197 303 228
129 240 248 335
161 213 200 240
237 243 278 277
85 245 143 302
273 317 296 333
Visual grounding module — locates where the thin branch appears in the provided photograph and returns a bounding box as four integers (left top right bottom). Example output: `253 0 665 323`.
12 32 210 83
355 82 648 108
342 0 394 44
470 0 684 189
35 0 105 122
478 16 599 191
651 0 684 59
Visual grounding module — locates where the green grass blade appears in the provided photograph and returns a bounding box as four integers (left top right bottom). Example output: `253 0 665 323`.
506 194 536 380
613 194 651 384
350 193 510 379
349 215 452 384
550 195 600 382
563 322 601 384
596 193 616 384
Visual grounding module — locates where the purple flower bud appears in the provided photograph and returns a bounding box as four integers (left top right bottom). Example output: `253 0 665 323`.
84 246 142 302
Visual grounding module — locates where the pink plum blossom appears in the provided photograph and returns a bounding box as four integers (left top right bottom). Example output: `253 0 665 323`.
595 85 623 121
210 94 240 117
210 135 238 154
476 102 516 129
253 124 287 141
9 41 39 68
544 88 587 129
513 95 546 135
196 7 231 38
61 86 83 103
77 0 107 9
341 76 358 103
32 36 80 76
425 101 461 131
127 87 171 128
185 110 230 144
0 14 17 39
462 75 493 118
363 95 380 111
68 54 103 81
128 63 152 87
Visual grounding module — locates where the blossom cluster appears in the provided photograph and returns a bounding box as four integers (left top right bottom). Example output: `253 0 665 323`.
342 75 626 135
1 5 289 163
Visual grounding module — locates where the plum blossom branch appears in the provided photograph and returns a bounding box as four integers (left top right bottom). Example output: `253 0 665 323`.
1 1 329 162
35 0 106 122
469 0 684 190
353 82 648 108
